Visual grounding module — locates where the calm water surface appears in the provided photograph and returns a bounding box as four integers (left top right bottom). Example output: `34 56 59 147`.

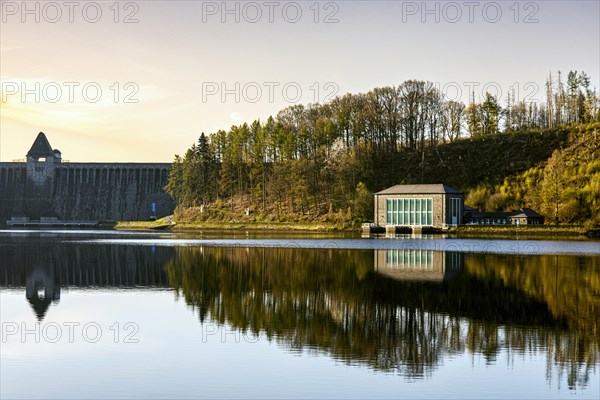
1 230 599 399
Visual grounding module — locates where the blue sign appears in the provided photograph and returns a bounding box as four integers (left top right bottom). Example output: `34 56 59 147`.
152 202 156 212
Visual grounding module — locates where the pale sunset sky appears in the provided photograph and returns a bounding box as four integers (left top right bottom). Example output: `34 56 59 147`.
1 0 598 162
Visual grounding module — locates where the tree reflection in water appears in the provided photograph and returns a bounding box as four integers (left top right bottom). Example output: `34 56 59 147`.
165 247 599 388
1 240 597 389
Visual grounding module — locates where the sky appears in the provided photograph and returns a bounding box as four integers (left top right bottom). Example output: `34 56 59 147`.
1 0 599 162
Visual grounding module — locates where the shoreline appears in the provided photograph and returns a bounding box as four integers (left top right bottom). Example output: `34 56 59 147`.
114 221 598 238
114 220 358 232
452 224 596 239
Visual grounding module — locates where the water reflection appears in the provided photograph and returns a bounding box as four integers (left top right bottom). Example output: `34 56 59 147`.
0 239 173 320
164 247 599 387
25 265 60 321
374 249 463 281
1 240 598 390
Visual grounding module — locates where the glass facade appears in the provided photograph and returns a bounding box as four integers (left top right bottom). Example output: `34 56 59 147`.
385 249 434 270
386 198 433 226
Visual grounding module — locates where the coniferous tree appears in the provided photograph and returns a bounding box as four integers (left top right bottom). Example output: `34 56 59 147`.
164 72 599 224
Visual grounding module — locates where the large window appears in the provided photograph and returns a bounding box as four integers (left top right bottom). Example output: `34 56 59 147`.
450 197 461 225
386 198 433 226
385 249 434 270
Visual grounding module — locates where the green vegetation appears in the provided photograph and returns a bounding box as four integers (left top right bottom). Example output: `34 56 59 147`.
466 123 600 225
166 71 599 226
453 224 589 239
115 218 354 232
175 221 351 231
115 221 173 230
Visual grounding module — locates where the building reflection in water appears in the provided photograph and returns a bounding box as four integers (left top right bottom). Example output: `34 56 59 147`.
1 240 598 390
163 246 599 388
0 240 173 321
374 249 463 282
25 265 60 321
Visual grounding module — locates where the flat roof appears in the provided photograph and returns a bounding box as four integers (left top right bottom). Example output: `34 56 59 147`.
375 184 462 195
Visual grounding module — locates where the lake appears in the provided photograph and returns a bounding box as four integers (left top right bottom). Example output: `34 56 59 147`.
1 230 599 399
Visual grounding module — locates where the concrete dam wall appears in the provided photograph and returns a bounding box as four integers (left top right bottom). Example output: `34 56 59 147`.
0 163 27 225
0 133 174 226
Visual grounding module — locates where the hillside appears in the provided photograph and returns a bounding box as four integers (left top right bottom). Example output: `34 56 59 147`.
464 123 600 225
166 73 599 227
371 127 572 191
172 124 598 226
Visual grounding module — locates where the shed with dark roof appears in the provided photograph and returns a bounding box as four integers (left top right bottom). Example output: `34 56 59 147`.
507 208 544 225
463 208 544 225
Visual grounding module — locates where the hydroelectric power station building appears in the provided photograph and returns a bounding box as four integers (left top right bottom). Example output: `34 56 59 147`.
372 184 545 230
0 132 174 227
374 184 464 229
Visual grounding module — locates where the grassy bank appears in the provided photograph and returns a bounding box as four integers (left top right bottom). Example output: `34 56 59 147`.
453 224 595 239
114 220 358 232
114 221 174 230
115 220 598 238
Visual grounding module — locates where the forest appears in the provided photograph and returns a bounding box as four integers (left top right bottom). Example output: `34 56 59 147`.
165 70 600 225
